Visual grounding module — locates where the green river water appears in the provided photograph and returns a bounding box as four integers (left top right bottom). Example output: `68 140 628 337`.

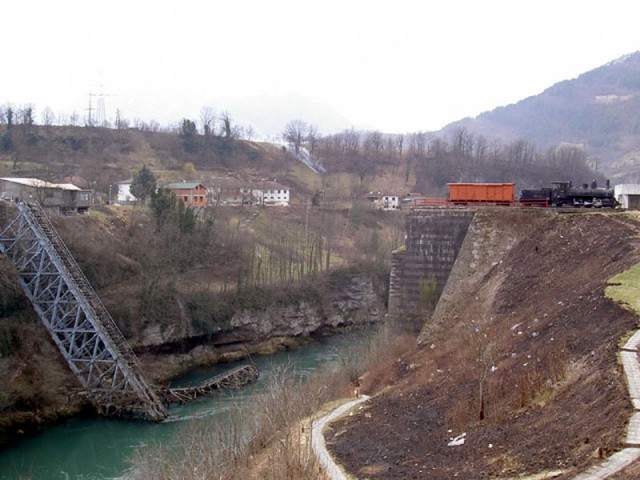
0 329 373 480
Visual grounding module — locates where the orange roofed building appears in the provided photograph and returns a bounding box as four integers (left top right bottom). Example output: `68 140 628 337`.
164 182 208 207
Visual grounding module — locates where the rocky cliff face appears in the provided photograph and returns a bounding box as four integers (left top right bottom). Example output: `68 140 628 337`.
139 273 383 347
231 274 382 338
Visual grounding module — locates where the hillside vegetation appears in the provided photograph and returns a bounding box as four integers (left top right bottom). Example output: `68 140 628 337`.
0 195 404 436
1 98 604 204
442 51 640 182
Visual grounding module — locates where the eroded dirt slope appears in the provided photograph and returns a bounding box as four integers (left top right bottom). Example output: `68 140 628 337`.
328 211 640 479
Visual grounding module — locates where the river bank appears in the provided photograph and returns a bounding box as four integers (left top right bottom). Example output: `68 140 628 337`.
0 267 385 444
0 327 390 480
0 320 379 451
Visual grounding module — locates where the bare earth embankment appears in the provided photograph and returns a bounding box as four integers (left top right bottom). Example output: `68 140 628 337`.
327 211 640 479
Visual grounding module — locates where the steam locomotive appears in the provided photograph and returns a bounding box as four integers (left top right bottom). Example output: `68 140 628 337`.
403 180 619 208
520 180 618 208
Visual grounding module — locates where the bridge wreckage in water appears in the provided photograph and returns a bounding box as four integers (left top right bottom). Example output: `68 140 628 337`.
0 203 258 421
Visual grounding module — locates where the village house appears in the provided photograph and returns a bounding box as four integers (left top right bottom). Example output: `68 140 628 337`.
208 176 256 206
114 179 137 205
254 180 290 206
364 191 400 210
0 177 93 214
164 182 208 208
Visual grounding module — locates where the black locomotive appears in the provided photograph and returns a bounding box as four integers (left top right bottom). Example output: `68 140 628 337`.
520 180 618 208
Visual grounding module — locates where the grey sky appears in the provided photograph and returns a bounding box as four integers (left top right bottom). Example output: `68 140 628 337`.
4 0 639 135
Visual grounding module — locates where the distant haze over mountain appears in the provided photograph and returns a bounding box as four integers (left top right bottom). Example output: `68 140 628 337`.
440 51 640 182
210 94 354 139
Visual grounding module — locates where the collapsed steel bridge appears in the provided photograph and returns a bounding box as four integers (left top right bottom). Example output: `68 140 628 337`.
0 203 260 419
0 203 169 420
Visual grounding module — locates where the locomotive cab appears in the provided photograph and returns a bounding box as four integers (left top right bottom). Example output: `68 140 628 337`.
550 181 572 207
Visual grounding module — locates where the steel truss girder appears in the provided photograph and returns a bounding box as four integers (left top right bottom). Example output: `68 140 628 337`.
0 204 167 421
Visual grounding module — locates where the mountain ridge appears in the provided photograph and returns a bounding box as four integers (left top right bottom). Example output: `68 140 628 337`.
440 51 640 181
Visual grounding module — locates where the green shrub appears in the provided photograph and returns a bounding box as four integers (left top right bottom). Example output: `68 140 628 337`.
418 277 438 311
186 292 233 335
139 280 180 328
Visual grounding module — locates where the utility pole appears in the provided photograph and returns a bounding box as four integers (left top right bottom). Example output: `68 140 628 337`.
86 91 95 127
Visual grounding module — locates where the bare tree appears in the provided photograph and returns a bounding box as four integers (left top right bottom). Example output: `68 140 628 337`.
427 135 446 157
343 128 360 153
473 135 488 161
306 124 320 155
243 125 256 141
69 111 80 126
115 109 129 130
451 127 474 158
148 120 161 132
395 134 404 159
16 104 35 137
220 111 234 138
282 119 308 154
364 130 384 154
200 106 216 137
41 107 55 126
56 112 68 125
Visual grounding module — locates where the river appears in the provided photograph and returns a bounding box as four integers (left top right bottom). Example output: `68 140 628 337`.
0 329 374 480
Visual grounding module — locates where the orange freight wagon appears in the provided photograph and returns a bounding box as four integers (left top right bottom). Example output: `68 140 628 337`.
448 183 516 205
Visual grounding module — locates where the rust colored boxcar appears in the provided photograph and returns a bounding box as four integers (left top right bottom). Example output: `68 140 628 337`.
448 183 516 204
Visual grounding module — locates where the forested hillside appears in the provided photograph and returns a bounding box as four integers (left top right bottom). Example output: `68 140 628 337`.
441 51 640 182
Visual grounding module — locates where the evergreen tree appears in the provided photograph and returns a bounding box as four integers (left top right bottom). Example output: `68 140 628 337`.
130 165 157 203
180 119 199 154
149 188 175 231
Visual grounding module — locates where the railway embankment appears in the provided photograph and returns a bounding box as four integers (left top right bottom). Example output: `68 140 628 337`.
327 210 640 479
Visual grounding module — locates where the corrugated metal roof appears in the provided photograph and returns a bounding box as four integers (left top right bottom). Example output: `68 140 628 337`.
0 177 82 191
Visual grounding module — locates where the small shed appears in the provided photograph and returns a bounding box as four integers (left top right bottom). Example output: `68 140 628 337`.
614 184 640 210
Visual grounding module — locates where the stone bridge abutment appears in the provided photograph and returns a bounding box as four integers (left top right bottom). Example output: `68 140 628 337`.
389 208 475 331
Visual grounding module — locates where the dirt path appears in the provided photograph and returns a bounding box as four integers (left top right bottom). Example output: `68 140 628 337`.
312 395 370 480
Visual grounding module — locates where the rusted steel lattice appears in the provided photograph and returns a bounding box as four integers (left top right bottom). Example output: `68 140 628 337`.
165 364 259 404
0 203 168 421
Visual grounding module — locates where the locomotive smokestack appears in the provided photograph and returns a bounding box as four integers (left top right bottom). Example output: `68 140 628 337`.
606 179 610 189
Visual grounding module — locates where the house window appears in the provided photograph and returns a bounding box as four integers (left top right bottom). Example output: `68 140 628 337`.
184 196 188 202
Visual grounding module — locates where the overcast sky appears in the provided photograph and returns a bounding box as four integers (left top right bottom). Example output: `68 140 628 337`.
3 0 639 135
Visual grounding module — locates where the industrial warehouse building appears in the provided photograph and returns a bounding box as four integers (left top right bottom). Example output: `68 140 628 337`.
0 177 93 214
